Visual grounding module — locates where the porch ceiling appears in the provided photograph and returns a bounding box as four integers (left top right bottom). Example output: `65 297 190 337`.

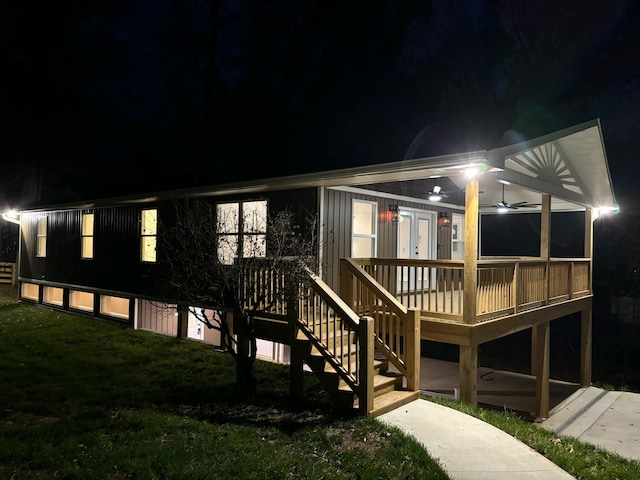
357 119 616 214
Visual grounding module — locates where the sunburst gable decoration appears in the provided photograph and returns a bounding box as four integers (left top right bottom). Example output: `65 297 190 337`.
505 141 590 197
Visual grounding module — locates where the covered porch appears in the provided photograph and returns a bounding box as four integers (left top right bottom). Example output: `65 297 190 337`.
332 120 616 418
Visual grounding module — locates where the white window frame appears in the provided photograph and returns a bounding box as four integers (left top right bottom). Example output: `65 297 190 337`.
36 216 47 257
351 199 378 257
141 208 158 263
216 200 267 265
81 212 94 259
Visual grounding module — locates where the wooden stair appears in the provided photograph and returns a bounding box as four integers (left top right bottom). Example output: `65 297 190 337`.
296 330 419 417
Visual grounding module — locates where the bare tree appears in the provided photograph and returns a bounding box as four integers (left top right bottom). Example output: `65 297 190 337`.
156 197 317 398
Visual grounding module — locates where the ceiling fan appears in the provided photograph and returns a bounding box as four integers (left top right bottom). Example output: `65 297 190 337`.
487 184 540 213
427 184 479 202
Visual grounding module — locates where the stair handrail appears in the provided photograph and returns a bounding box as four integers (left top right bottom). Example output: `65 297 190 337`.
297 268 372 402
340 258 417 381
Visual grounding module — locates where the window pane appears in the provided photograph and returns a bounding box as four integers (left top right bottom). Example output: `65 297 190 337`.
217 203 239 233
37 237 47 257
352 237 374 257
37 217 47 235
82 237 94 259
243 234 266 258
141 209 157 235
217 234 237 265
82 213 94 236
243 200 267 233
141 236 156 262
353 202 375 235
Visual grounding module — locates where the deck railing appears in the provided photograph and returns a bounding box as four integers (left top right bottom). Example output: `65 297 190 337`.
0 262 16 285
349 257 591 323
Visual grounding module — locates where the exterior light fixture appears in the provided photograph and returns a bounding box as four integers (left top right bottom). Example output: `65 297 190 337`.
428 185 443 202
437 211 451 227
389 204 400 223
1 209 20 225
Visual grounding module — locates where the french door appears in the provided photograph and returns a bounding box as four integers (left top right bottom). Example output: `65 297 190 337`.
396 210 436 293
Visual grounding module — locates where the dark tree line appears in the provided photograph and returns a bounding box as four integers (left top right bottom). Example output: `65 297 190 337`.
2 0 638 206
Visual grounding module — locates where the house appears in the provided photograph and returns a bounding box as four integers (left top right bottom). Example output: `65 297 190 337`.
15 119 617 417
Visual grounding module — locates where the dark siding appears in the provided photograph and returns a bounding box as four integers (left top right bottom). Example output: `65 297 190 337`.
321 188 458 290
18 188 319 299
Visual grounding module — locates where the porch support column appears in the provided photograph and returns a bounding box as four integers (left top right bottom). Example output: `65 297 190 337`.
459 344 478 405
581 306 593 387
460 176 479 406
532 194 551 376
581 207 594 387
288 297 304 405
534 321 550 420
463 177 479 325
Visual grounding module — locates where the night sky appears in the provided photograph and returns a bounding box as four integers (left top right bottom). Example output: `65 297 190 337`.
2 0 639 209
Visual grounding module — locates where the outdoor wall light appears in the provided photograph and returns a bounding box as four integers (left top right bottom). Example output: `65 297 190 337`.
437 211 451 227
1 209 20 225
389 204 400 223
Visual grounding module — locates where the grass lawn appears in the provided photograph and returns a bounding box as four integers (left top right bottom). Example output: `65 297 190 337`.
1 286 639 479
0 289 448 479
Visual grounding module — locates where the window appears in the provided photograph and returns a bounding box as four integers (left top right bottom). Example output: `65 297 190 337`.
451 213 464 260
351 200 377 257
81 213 94 259
69 290 94 312
141 209 157 262
43 286 64 306
37 217 47 257
100 295 130 319
21 282 39 301
216 200 267 265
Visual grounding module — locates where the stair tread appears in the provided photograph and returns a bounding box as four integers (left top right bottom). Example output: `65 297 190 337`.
338 371 401 392
368 390 420 417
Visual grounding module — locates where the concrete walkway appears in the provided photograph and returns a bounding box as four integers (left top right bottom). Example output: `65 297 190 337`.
540 386 640 462
378 398 576 479
379 358 640 479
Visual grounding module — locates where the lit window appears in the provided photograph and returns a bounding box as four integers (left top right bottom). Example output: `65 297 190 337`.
351 200 377 257
242 200 267 259
141 209 157 262
21 282 39 301
43 286 64 306
81 213 94 259
216 200 267 265
70 290 94 312
37 217 47 257
100 295 130 319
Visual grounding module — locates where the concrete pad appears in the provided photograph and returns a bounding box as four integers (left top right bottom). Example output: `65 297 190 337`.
542 387 640 463
379 398 575 480
418 357 581 417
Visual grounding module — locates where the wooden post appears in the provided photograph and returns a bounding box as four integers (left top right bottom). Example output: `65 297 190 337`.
176 304 189 339
585 208 594 292
459 344 477 405
359 316 375 415
405 307 421 391
463 178 479 325
534 321 550 419
540 194 551 259
580 306 592 387
581 207 594 387
288 296 304 404
340 259 354 308
530 326 537 377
